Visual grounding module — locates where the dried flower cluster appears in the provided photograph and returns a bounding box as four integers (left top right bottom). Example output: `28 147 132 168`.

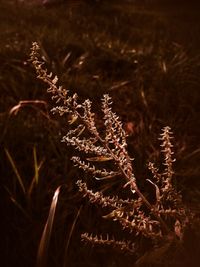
30 42 190 255
81 233 135 254
148 128 186 219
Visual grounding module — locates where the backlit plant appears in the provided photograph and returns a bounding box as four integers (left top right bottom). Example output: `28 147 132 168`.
30 42 192 261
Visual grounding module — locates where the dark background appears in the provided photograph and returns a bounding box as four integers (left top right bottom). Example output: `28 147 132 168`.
0 1 200 266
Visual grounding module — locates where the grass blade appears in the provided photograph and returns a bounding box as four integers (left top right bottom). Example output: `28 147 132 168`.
33 146 39 185
37 186 61 267
63 205 82 267
5 148 26 194
4 186 30 219
28 157 45 197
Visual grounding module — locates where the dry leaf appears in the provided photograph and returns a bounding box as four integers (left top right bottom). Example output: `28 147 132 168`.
86 156 113 162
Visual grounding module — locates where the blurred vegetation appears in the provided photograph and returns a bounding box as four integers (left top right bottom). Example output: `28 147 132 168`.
0 0 200 267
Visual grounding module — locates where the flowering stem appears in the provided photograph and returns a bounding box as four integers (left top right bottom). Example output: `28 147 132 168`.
81 124 170 234
30 42 170 235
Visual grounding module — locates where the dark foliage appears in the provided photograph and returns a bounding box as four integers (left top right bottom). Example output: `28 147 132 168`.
0 0 200 267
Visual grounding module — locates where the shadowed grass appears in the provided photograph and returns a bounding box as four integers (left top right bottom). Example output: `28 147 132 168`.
5 148 26 194
63 205 82 267
1 0 200 267
28 146 45 197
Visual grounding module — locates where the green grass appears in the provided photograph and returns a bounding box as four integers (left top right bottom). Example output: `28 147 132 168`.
1 1 200 266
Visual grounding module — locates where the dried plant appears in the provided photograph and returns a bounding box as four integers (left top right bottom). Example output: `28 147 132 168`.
30 42 192 260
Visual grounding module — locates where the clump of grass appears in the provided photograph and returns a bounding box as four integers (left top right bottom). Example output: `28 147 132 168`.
29 42 196 266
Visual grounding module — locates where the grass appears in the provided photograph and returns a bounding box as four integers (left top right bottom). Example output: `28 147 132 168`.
0 0 200 266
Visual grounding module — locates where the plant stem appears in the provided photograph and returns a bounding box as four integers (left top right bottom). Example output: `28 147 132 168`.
77 117 170 234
